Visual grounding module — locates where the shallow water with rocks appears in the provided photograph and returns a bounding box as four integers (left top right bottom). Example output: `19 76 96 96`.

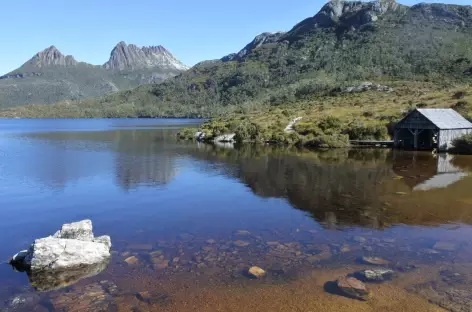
1 119 472 311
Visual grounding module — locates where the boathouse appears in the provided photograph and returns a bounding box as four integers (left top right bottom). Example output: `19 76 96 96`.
394 108 472 151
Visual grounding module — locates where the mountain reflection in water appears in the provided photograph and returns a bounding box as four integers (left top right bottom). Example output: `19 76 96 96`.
18 129 472 229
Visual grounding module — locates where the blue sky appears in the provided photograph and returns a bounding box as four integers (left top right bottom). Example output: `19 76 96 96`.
1 0 470 75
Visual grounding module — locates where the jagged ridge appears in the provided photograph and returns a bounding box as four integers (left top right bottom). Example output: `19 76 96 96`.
103 41 189 71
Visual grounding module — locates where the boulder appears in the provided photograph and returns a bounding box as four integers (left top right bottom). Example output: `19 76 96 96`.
195 131 206 141
24 237 110 271
9 220 111 291
336 276 371 301
214 133 236 143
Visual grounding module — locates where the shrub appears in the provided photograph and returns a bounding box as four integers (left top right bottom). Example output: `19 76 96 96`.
177 128 198 140
304 134 350 148
293 122 324 136
317 116 343 134
234 122 264 142
451 133 472 154
343 122 389 140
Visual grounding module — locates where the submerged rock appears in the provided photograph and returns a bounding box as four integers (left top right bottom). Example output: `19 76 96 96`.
9 220 112 291
29 260 110 292
3 293 41 312
336 276 371 301
233 240 250 247
248 266 266 278
50 281 118 312
125 256 140 265
361 256 389 266
355 269 395 282
136 291 170 306
433 241 457 251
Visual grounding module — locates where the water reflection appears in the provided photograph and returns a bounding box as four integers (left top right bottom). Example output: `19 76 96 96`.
185 145 472 228
11 129 472 229
25 260 109 292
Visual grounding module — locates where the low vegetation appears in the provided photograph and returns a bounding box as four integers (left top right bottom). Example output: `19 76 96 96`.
177 81 472 147
451 133 472 154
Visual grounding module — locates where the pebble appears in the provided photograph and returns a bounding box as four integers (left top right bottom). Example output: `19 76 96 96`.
336 276 370 301
248 266 266 278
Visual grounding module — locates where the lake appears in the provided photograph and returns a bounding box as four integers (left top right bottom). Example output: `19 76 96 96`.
1 119 472 311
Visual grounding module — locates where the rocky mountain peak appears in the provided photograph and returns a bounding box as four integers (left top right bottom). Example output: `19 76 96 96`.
222 31 286 62
103 41 188 71
286 0 402 39
25 46 78 68
314 0 400 27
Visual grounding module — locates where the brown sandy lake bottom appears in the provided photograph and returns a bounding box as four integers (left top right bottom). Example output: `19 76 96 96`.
1 119 472 311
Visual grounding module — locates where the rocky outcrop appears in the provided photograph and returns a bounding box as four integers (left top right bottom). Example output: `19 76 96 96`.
341 82 393 93
222 32 286 61
103 41 189 71
10 220 111 291
21 46 78 68
287 0 402 38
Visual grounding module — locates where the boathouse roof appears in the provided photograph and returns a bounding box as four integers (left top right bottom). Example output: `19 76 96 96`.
412 109 472 130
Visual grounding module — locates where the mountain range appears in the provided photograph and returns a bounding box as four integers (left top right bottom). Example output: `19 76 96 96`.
1 0 472 119
0 42 188 108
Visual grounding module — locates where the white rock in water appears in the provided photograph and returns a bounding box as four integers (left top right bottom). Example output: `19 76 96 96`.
25 237 110 271
53 220 94 241
11 220 111 273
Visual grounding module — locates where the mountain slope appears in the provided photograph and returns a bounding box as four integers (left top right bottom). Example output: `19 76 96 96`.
2 0 472 118
0 42 187 109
